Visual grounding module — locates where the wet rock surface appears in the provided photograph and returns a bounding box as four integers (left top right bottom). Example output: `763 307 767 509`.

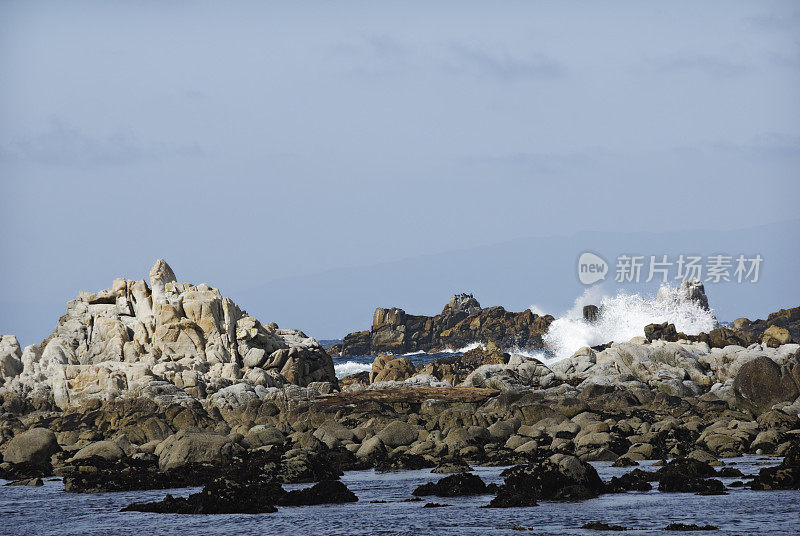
487 455 605 507
750 440 800 490
123 478 285 514
412 472 491 497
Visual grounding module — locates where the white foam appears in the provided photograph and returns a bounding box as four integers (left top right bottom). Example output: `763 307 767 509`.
528 304 549 316
334 361 372 378
508 348 549 362
440 341 483 354
543 283 717 362
402 350 427 356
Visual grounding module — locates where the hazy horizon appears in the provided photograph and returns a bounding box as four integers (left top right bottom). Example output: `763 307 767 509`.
2 219 798 347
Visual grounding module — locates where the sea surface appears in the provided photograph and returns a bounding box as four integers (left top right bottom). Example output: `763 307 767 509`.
1 457 797 535
320 339 484 379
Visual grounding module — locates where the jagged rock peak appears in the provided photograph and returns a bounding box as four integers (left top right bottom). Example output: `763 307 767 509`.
442 293 481 315
149 259 177 303
678 278 710 311
656 277 710 312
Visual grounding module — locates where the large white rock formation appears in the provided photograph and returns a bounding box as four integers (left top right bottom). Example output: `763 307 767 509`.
0 259 336 409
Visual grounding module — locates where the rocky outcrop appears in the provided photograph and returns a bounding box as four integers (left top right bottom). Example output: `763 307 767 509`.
156 430 242 471
657 278 710 311
0 259 336 410
645 305 800 349
339 294 553 355
733 356 800 414
370 355 416 383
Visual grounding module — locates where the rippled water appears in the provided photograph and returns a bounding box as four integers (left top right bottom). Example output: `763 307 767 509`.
1 457 798 535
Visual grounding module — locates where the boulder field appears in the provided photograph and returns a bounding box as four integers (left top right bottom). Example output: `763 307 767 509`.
1 261 799 512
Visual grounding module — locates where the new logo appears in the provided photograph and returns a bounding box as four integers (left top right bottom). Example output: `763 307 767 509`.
578 252 608 285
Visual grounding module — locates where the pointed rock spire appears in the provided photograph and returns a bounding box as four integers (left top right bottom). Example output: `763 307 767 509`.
149 258 177 303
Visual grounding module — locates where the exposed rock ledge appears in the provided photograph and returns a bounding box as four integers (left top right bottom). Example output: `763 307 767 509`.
334 293 554 356
0 259 336 410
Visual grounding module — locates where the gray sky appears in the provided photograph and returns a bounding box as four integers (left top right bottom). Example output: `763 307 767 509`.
1 1 798 344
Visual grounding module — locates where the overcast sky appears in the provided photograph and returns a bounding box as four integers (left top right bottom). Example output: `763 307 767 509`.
1 1 798 343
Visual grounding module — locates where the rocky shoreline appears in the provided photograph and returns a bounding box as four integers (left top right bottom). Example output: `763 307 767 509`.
1 260 799 517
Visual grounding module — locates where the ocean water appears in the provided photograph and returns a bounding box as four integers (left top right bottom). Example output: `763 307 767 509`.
1 457 797 535
322 341 480 380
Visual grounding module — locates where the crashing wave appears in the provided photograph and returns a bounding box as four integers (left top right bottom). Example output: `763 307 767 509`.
541 281 717 362
334 361 372 378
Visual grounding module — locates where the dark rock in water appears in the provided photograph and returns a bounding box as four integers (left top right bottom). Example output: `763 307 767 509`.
277 480 357 506
656 458 717 479
582 521 627 531
4 477 43 486
750 440 800 490
279 449 345 483
605 469 654 493
716 467 744 478
422 502 450 508
486 486 538 508
63 456 169 493
583 305 599 323
733 356 800 414
122 478 285 514
432 461 473 474
375 453 435 471
0 460 53 481
412 472 489 497
657 473 725 494
611 457 639 467
487 455 605 507
655 458 724 494
339 295 553 355
663 523 718 531
61 446 336 493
